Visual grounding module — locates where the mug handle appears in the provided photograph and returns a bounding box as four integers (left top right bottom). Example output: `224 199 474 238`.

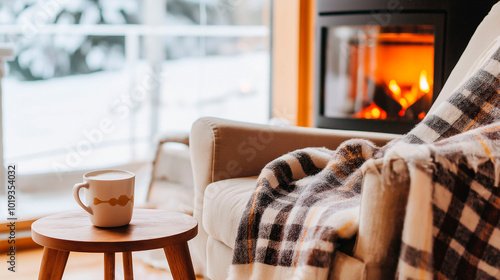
73 182 93 215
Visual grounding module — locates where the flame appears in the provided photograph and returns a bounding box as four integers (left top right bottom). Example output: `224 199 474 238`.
357 103 387 119
381 69 432 119
399 98 408 109
388 80 401 96
419 70 430 93
388 79 409 111
351 31 435 121
371 107 381 119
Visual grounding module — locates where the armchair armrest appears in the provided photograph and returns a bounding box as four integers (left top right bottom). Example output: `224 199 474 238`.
354 157 411 279
147 132 190 200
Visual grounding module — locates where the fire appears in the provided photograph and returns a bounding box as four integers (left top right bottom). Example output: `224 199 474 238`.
388 80 401 96
346 29 435 121
356 69 432 121
356 103 387 119
356 70 432 121
399 98 408 109
384 69 432 118
372 107 381 119
353 30 435 121
387 80 410 117
419 70 430 93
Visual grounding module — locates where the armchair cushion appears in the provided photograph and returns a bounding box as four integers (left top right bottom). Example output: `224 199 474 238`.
203 177 257 249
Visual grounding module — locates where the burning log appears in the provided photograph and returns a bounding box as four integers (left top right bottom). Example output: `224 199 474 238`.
371 80 403 118
403 91 432 120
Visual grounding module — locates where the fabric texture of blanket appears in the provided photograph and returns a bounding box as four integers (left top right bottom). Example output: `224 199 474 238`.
229 45 500 279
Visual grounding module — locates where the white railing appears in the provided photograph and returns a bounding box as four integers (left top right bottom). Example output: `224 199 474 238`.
0 24 269 37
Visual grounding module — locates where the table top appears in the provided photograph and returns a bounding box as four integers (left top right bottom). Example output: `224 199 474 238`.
31 209 198 253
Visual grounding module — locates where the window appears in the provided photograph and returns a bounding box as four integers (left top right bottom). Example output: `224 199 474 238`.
0 0 271 187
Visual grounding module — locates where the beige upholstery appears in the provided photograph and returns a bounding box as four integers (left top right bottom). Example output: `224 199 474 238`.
429 1 500 114
203 177 256 249
354 158 411 279
207 238 234 279
189 2 500 279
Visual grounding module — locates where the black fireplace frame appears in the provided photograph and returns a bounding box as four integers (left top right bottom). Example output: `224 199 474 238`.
314 0 498 134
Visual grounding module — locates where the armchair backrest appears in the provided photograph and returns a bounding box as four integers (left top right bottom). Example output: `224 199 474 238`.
354 3 500 279
429 1 500 114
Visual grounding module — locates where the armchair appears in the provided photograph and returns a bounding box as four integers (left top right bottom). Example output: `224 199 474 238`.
190 119 399 279
189 2 500 279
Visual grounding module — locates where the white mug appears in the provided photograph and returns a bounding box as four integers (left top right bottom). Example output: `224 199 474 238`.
73 170 135 227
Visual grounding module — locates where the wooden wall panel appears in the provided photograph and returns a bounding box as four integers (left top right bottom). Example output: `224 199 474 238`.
297 0 315 127
272 0 315 127
271 0 300 123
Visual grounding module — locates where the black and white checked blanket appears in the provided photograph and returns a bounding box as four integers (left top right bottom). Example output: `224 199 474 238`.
393 123 500 279
230 45 500 279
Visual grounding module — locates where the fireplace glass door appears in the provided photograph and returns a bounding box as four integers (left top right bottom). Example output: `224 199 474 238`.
323 25 435 122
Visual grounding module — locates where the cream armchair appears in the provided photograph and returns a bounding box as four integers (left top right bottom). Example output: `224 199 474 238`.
189 2 500 279
190 119 400 279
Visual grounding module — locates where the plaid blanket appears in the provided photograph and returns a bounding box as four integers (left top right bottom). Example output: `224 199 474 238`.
229 45 500 279
393 123 500 279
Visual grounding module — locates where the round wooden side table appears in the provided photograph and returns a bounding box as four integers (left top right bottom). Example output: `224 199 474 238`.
31 209 198 280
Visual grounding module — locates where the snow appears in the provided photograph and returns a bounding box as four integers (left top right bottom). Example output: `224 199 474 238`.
2 51 270 175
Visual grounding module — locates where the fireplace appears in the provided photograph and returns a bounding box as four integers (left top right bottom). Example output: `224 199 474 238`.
315 0 497 134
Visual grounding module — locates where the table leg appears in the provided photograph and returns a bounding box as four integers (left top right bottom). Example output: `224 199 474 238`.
163 242 195 280
104 252 115 280
53 250 70 279
39 247 69 280
122 252 134 280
